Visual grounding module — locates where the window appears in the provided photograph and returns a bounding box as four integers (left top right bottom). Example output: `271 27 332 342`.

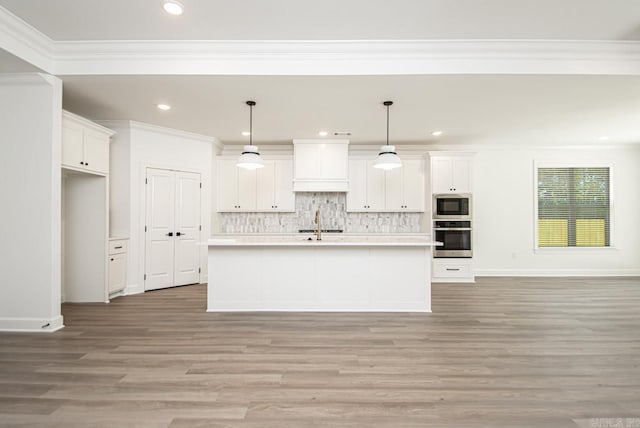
536 166 610 248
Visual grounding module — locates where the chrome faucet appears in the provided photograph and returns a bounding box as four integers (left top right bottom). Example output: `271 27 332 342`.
314 209 322 241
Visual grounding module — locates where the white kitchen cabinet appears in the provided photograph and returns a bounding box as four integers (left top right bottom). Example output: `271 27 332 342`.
348 158 424 212
430 155 473 194
385 159 425 211
256 159 295 212
293 139 349 192
347 159 385 211
108 238 128 294
62 111 113 175
217 159 257 212
432 258 475 283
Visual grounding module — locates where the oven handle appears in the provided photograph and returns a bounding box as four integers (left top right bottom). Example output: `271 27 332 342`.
434 228 472 231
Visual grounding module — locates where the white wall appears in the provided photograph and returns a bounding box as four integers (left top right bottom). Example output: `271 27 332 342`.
105 121 214 294
0 73 63 331
108 124 130 237
473 145 640 276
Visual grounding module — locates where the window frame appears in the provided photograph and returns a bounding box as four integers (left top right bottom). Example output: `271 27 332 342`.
533 160 615 252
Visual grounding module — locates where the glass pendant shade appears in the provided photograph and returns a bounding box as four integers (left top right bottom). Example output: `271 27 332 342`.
373 145 402 170
237 145 264 170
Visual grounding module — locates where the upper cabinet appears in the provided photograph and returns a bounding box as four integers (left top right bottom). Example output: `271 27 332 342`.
347 160 386 211
385 159 426 211
256 160 295 212
217 158 294 212
430 154 473 194
347 158 425 212
217 159 257 212
62 111 114 175
293 139 349 192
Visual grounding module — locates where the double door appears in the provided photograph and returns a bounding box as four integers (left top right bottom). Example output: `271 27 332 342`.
347 159 424 212
145 168 202 291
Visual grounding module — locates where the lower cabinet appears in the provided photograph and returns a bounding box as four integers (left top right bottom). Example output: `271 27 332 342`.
108 238 128 294
432 258 475 283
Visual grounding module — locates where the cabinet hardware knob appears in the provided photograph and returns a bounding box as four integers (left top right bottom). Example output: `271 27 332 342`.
110 258 114 261
85 163 88 166
176 232 183 236
166 232 173 237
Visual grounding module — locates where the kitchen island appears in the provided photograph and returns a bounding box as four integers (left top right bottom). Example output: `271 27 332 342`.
207 234 439 312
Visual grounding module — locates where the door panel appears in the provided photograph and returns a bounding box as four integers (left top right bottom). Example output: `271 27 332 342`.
62 121 84 169
174 171 201 286
346 160 367 211
83 129 109 174
145 169 175 291
385 167 403 210
237 167 257 211
402 159 425 211
274 160 294 211
256 160 276 211
367 160 386 210
217 160 239 212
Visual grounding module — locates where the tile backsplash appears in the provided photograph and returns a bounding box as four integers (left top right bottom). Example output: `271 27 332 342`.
220 192 421 234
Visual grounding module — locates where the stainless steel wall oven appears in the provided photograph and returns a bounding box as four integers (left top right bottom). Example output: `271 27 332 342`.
434 220 472 258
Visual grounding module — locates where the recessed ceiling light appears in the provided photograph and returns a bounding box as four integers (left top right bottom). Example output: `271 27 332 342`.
241 131 251 136
431 130 443 137
318 131 329 137
163 0 184 15
157 104 171 111
599 135 610 141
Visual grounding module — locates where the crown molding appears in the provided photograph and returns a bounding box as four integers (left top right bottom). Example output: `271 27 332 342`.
0 6 53 72
2 4 640 76
97 119 220 147
51 39 640 76
0 72 59 86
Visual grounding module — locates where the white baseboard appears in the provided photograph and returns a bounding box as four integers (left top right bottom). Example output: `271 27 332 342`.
0 315 64 332
432 278 476 283
124 283 144 295
475 268 640 277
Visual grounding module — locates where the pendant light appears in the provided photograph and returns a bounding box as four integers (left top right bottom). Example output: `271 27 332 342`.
237 100 265 170
373 101 402 170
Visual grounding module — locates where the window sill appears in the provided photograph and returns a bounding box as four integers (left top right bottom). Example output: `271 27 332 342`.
534 246 618 254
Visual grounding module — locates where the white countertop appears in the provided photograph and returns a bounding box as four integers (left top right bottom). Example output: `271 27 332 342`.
208 233 440 247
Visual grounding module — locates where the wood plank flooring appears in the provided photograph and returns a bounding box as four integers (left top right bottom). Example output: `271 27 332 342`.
1 277 640 427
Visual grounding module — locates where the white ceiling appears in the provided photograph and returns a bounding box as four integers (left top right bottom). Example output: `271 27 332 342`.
1 1 640 147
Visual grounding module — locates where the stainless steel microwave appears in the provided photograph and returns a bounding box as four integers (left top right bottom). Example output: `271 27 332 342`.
433 194 471 219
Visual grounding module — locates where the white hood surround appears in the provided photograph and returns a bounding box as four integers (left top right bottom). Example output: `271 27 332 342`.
293 139 349 192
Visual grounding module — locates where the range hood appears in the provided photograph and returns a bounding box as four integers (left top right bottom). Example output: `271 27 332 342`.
293 139 349 192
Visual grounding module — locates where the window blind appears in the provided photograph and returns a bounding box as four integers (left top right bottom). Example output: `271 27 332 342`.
537 167 610 247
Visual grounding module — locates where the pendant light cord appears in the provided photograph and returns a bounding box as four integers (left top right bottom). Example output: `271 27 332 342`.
383 100 393 146
386 103 390 145
249 103 253 146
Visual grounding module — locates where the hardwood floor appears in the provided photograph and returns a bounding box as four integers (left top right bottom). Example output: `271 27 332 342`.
1 277 639 427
